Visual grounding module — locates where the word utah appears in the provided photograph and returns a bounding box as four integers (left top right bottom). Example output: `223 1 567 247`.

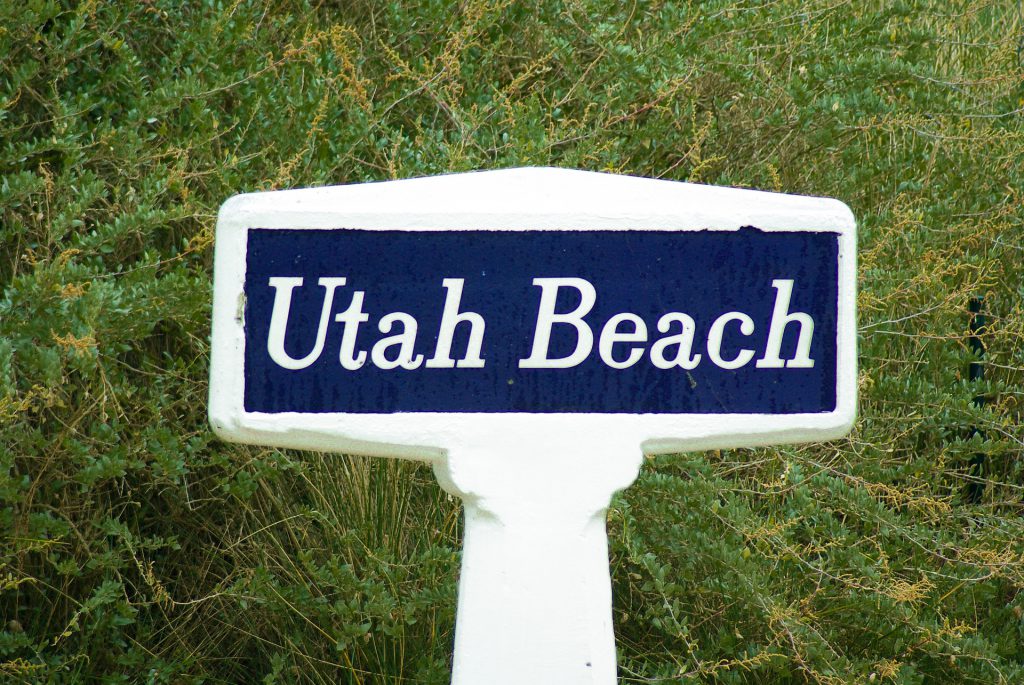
265 277 816 371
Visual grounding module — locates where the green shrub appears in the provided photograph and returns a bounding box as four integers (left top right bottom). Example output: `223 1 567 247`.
1 0 1021 683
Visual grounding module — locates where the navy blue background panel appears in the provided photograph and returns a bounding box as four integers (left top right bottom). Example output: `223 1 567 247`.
242 228 839 414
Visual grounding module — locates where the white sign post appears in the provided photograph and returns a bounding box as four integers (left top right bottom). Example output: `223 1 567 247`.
209 167 857 685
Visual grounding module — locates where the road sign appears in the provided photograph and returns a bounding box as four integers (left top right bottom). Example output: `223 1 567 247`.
209 167 857 685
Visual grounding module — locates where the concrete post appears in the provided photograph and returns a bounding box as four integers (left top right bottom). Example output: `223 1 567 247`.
433 441 643 685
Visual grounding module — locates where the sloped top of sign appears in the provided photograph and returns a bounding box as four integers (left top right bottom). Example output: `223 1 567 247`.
221 166 854 232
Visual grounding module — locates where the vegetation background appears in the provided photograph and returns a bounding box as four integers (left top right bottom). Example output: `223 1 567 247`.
2 0 1023 683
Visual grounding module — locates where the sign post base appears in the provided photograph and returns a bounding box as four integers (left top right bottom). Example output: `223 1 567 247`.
433 441 643 685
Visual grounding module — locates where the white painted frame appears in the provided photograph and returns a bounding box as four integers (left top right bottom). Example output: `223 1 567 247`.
209 167 857 461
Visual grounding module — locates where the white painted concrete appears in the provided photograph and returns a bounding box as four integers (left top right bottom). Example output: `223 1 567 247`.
208 167 858 685
434 438 641 685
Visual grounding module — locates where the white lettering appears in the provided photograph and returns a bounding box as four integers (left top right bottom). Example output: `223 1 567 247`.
707 312 755 369
650 312 701 369
756 279 815 369
264 275 819 374
519 278 596 369
266 276 347 370
372 313 424 370
599 313 647 369
335 290 369 370
426 278 486 368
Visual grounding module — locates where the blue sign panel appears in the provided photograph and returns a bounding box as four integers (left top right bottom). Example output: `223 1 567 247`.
243 228 839 414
